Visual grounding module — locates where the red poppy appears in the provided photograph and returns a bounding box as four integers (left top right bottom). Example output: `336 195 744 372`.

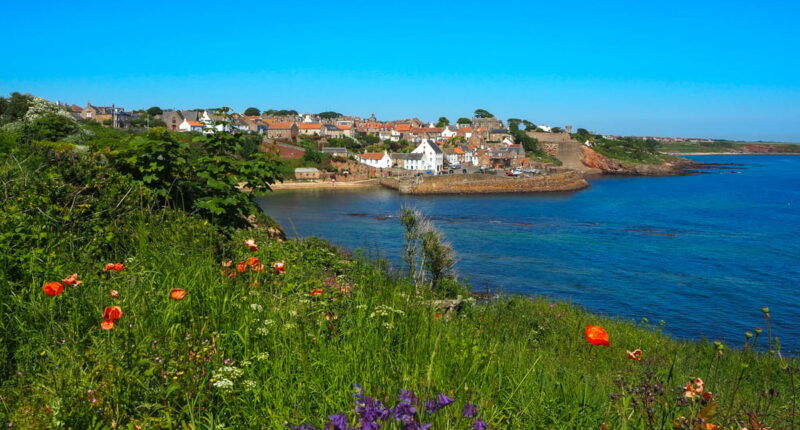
236 261 247 273
244 238 258 251
310 288 324 296
170 288 187 301
62 273 82 286
684 378 705 398
271 261 286 274
434 313 442 319
585 325 610 346
43 281 65 296
110 290 120 298
251 264 265 273
101 320 115 330
103 306 123 321
627 349 642 361
104 263 125 272
246 257 259 266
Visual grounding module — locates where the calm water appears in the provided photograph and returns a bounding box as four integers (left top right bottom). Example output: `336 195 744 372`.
257 156 800 349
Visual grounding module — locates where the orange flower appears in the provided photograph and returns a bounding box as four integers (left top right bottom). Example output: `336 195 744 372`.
310 288 324 296
221 260 233 267
434 313 442 319
104 263 125 272
244 238 258 251
43 281 65 296
236 261 247 273
110 290 120 298
704 423 720 430
585 325 610 346
627 349 642 361
170 288 187 301
101 319 115 330
683 378 705 398
62 273 82 286
249 281 260 287
271 261 286 274
252 264 265 273
103 306 123 321
246 257 260 266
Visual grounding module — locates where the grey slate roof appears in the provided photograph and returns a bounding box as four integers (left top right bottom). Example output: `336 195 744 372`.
427 140 443 154
390 153 423 160
322 147 348 153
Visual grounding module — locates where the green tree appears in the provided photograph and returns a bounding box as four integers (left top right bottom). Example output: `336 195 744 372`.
0 92 33 125
456 117 472 125
244 107 260 116
318 111 342 119
146 106 163 117
24 114 80 142
474 109 494 118
507 118 522 132
551 127 564 133
435 117 450 127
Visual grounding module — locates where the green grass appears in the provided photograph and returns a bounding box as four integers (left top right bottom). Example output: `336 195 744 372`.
660 140 800 154
0 216 796 429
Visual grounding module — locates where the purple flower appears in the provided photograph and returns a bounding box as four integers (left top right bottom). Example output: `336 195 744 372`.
398 389 418 405
462 403 478 418
286 424 317 430
424 393 455 414
473 418 488 430
325 413 352 430
392 401 417 421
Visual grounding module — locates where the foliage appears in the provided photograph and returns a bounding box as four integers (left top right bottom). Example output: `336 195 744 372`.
399 208 458 294
456 117 472 125
263 109 298 117
590 136 663 163
146 106 163 117
0 92 33 125
435 117 450 127
244 107 260 116
473 109 494 119
318 111 342 119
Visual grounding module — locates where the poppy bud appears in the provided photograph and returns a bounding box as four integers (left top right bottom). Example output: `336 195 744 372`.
745 331 753 339
755 328 763 334
761 307 770 314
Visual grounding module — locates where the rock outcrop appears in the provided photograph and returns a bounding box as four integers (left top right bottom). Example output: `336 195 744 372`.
381 172 589 195
580 146 696 176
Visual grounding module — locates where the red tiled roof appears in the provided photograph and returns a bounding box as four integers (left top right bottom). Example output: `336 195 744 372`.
453 147 465 154
187 121 205 126
337 125 352 130
356 152 387 160
396 124 411 132
298 123 322 129
269 122 295 129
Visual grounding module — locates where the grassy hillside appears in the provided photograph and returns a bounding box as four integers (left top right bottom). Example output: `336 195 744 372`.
660 140 800 154
0 94 797 429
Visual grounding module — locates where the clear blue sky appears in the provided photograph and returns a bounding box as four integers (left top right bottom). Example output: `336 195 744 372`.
2 0 799 141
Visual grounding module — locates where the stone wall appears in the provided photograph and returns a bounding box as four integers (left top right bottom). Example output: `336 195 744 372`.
380 172 588 195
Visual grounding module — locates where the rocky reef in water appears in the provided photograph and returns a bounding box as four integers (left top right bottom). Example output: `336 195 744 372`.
380 171 589 195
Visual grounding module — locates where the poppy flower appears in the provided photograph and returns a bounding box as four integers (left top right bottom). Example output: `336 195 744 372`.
585 325 610 346
244 238 258 251
246 257 259 266
170 288 187 301
43 281 65 296
271 261 286 274
103 306 123 321
627 349 642 361
683 378 705 398
104 263 124 272
236 261 247 273
221 260 233 268
62 273 82 286
435 313 442 319
101 320 115 330
251 264 265 273
310 288 324 296
110 290 120 298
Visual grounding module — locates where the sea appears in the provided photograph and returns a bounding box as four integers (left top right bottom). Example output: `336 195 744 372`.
256 155 800 350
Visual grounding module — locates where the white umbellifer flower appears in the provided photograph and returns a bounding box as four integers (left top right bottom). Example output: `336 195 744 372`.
382 322 394 329
263 319 275 326
256 327 269 335
254 352 270 361
242 380 257 390
356 304 367 310
212 378 233 390
289 310 298 317
250 303 263 312
284 323 296 330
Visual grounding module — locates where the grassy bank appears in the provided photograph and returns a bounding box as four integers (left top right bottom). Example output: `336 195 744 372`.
660 141 800 154
0 94 797 429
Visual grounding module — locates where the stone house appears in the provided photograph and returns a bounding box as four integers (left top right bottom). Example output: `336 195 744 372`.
389 152 424 170
298 123 322 136
266 122 299 140
295 167 321 180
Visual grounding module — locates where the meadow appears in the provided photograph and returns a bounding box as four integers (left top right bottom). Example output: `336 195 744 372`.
0 94 797 429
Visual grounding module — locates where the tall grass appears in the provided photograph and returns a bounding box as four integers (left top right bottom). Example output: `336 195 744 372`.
0 215 796 429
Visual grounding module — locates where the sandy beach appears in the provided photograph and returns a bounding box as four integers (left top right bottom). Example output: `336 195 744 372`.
270 179 380 190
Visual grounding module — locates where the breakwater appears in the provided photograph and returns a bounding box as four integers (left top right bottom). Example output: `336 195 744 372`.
380 171 589 194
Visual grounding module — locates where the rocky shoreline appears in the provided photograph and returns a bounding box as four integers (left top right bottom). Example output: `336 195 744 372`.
380 171 589 195
580 146 734 176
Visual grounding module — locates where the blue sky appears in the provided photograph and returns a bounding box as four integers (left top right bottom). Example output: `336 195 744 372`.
2 0 799 141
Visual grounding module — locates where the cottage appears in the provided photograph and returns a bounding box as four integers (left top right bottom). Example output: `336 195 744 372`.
266 122 299 140
179 120 206 133
322 147 349 158
294 167 321 180
488 128 511 142
390 152 424 170
81 103 130 128
410 139 444 172
354 151 392 169
298 123 322 136
321 124 344 139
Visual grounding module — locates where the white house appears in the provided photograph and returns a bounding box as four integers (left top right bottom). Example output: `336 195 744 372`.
390 152 424 170
411 139 443 172
178 119 207 133
441 125 459 139
355 150 392 169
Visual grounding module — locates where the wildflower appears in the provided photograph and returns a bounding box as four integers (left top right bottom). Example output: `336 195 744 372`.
745 331 753 339
425 393 454 413
62 273 82 286
683 378 705 398
170 288 187 301
110 290 120 298
311 288 324 296
244 238 258 251
627 349 642 361
221 260 233 267
272 261 286 274
101 320 115 330
246 257 259 266
104 263 124 272
585 325 610 347
462 403 478 418
755 327 763 335
236 261 247 273
474 418 488 430
326 413 349 430
43 281 64 296
434 313 442 319
250 303 263 312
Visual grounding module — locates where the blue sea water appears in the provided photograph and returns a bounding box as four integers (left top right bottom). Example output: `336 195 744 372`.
256 155 800 350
